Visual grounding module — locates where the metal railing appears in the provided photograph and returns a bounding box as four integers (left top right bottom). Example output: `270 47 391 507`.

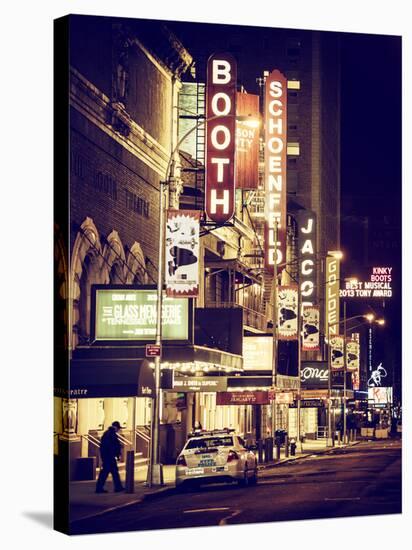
117 433 133 447
81 433 101 449
135 427 151 444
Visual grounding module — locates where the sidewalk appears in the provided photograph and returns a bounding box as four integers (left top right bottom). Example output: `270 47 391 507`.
69 439 360 524
69 465 176 523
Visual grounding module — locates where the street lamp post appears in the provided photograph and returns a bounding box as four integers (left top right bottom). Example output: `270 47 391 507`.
271 221 279 441
343 301 347 444
146 112 260 487
327 312 380 448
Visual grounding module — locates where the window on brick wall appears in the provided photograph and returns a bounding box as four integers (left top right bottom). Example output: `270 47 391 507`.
287 142 300 156
79 253 100 342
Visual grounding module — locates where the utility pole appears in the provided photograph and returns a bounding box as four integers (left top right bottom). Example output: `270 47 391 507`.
147 179 166 487
343 300 347 445
271 221 278 439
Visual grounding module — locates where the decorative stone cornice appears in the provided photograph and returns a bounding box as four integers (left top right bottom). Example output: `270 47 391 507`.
70 67 170 179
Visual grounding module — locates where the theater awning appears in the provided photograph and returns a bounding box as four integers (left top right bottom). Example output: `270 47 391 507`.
68 355 155 398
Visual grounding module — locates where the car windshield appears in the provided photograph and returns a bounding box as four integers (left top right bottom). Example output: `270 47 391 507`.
185 436 233 450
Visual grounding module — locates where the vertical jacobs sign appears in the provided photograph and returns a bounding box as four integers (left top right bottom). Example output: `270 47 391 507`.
264 69 287 269
325 254 340 338
297 210 317 307
205 53 237 224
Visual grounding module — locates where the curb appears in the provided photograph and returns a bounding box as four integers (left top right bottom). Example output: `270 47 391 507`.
257 440 362 470
71 441 364 525
70 484 177 525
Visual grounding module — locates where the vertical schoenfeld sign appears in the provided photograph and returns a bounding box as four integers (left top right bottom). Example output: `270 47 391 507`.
264 69 287 270
205 53 237 223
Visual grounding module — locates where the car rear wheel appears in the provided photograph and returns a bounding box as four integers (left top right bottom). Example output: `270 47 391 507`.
238 467 250 488
250 467 258 485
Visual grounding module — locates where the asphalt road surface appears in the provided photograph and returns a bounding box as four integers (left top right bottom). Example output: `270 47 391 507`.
70 439 402 535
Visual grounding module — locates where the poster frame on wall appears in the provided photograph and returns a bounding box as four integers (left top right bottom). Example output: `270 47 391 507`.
301 305 320 351
330 335 345 370
165 209 200 297
277 285 299 341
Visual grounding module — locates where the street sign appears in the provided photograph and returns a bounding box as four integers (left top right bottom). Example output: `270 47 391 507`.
146 344 161 357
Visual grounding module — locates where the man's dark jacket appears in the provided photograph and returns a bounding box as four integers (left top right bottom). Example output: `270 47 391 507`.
100 426 122 461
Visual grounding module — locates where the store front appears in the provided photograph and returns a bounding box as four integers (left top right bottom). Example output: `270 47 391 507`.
54 348 155 480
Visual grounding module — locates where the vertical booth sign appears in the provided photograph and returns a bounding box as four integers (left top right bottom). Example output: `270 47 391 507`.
330 335 345 369
264 69 287 269
236 92 260 189
302 306 320 351
165 210 200 297
325 254 340 337
297 210 317 307
278 285 299 340
205 53 237 223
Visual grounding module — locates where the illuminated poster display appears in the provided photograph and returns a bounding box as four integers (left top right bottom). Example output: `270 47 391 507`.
302 306 320 351
351 332 361 390
278 285 299 340
368 363 388 387
330 335 344 369
243 336 273 371
346 338 360 372
165 210 200 297
264 69 287 269
93 288 189 341
325 254 340 337
297 210 317 307
340 266 393 298
205 53 237 223
217 391 270 405
368 387 393 405
236 92 259 189
173 376 227 392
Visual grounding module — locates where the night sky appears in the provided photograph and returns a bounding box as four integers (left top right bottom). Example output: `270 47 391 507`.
166 20 402 392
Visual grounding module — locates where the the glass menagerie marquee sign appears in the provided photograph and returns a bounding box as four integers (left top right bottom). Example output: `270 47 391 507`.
93 287 189 341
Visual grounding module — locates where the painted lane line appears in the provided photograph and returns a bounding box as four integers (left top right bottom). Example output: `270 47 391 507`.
183 507 229 514
219 509 242 525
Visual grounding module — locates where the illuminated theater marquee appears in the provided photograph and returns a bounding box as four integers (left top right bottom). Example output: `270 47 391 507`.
265 69 287 269
297 210 317 306
205 53 237 224
340 267 393 299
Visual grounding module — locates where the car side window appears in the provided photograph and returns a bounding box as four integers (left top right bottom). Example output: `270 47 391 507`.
238 436 245 448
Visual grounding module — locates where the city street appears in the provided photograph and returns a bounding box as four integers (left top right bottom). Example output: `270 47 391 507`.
70 439 401 535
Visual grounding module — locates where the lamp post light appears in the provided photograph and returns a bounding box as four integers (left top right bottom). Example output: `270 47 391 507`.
146 112 260 487
327 311 383 447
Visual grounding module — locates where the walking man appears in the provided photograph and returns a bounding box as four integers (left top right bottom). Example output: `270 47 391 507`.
95 421 125 493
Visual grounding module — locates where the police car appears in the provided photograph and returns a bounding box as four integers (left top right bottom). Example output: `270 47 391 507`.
175 429 258 489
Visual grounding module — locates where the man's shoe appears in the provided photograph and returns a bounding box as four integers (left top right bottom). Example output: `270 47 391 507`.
114 486 125 492
95 489 108 494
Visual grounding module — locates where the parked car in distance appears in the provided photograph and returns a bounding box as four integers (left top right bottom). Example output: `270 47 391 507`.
175 429 258 490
